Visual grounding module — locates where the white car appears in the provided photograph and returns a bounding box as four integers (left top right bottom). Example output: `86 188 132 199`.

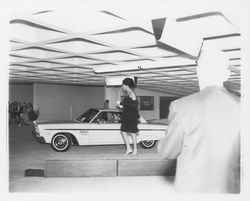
32 108 167 152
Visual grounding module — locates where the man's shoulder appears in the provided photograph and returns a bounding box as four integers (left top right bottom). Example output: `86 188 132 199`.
173 92 201 106
172 87 240 108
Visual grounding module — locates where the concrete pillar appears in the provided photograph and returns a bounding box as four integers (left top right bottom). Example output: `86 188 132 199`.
104 86 121 109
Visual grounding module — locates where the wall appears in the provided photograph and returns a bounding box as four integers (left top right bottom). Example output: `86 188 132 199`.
9 84 33 103
160 97 178 119
104 86 171 120
136 88 169 120
33 84 105 120
8 83 175 121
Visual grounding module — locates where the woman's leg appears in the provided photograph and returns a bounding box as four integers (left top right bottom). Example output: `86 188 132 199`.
121 132 132 155
131 133 138 155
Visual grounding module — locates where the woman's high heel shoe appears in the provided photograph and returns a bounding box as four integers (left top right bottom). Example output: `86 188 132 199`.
125 149 132 156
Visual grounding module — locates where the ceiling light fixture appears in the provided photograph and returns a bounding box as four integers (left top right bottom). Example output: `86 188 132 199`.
93 57 197 74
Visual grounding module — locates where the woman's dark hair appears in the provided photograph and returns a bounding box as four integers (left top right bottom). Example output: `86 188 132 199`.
122 78 135 88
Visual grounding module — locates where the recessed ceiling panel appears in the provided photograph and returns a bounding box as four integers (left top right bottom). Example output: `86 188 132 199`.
46 40 108 53
25 61 67 68
13 48 66 59
92 30 155 47
177 14 237 38
223 50 241 59
90 51 139 61
204 36 241 50
9 9 241 97
10 55 32 63
9 65 38 72
132 46 178 58
56 67 93 73
11 71 40 76
31 10 125 33
10 41 24 48
33 70 57 75
52 57 98 65
228 59 241 66
10 23 66 43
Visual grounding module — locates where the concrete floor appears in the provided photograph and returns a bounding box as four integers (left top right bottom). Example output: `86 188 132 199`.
8 124 175 199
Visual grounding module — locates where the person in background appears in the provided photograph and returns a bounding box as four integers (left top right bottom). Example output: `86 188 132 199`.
158 44 240 193
104 99 109 109
116 78 140 156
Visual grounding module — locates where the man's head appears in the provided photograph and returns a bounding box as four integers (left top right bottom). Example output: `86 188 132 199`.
197 44 230 90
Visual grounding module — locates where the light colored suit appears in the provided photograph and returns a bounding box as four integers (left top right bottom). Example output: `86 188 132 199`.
158 86 240 193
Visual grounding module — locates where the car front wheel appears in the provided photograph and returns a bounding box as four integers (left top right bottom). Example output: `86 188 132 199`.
51 133 72 152
140 140 156 149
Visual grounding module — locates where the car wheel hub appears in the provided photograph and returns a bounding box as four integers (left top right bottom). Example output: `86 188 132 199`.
55 137 67 147
144 140 153 145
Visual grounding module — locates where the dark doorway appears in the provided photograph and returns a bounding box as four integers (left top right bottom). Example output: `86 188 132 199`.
160 97 178 119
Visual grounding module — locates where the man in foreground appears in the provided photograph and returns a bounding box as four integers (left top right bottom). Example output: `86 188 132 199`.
158 44 240 193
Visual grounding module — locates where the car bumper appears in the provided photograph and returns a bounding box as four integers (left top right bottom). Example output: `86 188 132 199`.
32 128 46 143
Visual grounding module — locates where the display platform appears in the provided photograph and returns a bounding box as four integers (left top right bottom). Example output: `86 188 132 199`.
44 158 176 177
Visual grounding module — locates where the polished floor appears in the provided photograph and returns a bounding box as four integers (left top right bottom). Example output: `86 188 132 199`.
8 124 175 198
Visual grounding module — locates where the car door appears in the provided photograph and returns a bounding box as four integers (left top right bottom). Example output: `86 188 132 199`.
87 111 123 145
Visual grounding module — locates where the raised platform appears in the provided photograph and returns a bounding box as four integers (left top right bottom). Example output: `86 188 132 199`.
45 158 176 177
45 159 117 177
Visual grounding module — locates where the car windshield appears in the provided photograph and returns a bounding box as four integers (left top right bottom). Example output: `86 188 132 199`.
76 109 99 123
92 111 122 123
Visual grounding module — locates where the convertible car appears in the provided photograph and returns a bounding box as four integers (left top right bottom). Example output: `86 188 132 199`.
32 108 168 152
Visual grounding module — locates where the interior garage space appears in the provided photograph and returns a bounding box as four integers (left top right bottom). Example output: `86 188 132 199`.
8 83 176 193
9 125 175 193
2 0 249 199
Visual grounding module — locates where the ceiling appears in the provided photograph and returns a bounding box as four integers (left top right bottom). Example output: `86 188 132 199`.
9 7 241 97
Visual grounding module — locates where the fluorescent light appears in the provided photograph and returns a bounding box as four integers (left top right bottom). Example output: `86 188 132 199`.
94 57 196 74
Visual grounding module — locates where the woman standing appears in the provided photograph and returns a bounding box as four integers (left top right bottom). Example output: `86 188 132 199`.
117 78 140 156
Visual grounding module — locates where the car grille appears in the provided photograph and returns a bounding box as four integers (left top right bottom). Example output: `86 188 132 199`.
32 121 45 143
32 121 40 136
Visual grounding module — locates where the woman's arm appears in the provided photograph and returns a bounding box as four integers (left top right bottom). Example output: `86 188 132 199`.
120 96 138 108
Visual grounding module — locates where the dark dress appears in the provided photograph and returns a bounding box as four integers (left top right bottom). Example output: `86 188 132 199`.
120 96 140 133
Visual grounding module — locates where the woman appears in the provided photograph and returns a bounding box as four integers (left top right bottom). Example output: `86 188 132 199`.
117 78 140 156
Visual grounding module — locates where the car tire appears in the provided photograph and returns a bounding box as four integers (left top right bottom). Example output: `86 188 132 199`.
140 140 156 149
51 133 72 152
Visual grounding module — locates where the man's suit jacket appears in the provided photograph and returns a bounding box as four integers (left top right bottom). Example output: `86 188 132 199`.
158 86 240 193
